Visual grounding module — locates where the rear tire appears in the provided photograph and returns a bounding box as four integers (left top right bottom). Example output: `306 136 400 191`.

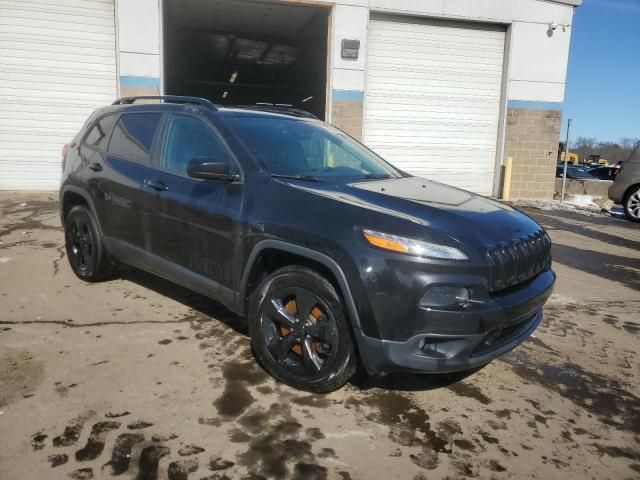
64 205 116 281
248 265 357 393
623 186 640 223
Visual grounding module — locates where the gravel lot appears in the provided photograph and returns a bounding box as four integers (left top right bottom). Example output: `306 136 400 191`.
1 192 639 480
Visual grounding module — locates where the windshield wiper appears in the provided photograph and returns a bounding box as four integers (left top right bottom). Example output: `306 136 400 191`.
363 173 392 180
270 174 319 182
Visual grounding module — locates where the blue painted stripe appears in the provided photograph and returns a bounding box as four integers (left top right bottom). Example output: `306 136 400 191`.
508 100 563 110
332 89 364 101
119 75 160 88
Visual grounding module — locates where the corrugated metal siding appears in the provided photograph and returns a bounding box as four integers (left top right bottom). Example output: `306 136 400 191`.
0 0 117 189
363 16 505 196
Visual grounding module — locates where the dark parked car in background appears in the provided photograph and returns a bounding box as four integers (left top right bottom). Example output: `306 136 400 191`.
556 164 596 180
59 96 555 392
588 166 619 181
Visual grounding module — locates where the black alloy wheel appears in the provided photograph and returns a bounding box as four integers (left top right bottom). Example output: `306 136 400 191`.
249 265 357 392
260 287 339 376
66 216 95 276
64 205 115 281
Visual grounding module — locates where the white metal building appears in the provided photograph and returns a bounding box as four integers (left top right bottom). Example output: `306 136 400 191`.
0 0 580 198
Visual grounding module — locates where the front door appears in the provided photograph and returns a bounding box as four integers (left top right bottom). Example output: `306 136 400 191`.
146 112 244 296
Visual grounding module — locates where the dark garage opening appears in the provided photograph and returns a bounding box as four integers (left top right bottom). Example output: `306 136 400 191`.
163 0 330 119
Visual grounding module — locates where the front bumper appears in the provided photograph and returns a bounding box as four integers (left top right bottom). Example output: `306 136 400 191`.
354 270 554 375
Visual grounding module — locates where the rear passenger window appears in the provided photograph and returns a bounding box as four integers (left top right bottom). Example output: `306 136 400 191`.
108 113 162 164
161 114 231 175
84 114 117 152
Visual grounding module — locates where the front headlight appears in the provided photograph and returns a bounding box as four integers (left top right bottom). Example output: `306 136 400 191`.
362 229 468 260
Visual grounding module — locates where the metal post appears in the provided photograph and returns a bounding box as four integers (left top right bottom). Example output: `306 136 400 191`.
560 118 572 204
502 157 513 201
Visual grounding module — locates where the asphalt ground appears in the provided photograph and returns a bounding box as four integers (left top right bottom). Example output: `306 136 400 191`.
1 192 639 480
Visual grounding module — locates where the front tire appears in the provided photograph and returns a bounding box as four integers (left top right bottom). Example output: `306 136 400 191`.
64 205 115 281
248 265 357 393
623 186 640 223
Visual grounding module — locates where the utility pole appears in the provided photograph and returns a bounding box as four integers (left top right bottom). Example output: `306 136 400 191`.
560 118 572 204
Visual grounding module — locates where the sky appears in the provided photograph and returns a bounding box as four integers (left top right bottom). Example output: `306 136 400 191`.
561 0 640 142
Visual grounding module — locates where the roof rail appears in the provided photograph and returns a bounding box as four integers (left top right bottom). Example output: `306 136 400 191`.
112 95 218 111
236 104 318 119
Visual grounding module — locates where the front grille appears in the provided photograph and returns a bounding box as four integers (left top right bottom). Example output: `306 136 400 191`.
486 230 551 292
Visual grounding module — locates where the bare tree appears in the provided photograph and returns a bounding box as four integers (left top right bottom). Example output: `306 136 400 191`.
573 137 597 149
619 137 640 150
564 137 638 164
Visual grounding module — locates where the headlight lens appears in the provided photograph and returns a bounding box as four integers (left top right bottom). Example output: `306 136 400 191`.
363 229 468 260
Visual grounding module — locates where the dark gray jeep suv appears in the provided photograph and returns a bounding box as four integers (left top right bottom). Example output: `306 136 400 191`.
59 96 555 392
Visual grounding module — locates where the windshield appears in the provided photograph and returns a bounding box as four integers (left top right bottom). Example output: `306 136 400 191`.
226 116 403 181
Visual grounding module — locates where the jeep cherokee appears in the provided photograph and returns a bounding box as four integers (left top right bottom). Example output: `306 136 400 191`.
59 96 555 392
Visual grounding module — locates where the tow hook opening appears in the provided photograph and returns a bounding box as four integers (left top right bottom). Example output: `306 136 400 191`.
417 337 467 360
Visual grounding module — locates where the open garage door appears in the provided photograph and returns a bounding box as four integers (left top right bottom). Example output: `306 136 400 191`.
163 0 330 119
363 15 505 196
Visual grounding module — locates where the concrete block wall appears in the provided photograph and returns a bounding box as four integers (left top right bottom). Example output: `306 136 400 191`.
119 83 160 99
504 108 562 199
331 94 364 141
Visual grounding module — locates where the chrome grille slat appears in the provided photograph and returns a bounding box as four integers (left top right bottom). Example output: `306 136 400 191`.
486 230 551 292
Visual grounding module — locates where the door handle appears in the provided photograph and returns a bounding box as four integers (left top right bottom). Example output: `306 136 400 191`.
145 179 168 191
88 162 103 172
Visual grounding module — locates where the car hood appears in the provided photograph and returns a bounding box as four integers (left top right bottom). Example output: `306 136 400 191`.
282 176 543 246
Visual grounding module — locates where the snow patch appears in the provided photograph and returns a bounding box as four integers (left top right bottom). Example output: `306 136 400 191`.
564 194 601 209
511 196 605 217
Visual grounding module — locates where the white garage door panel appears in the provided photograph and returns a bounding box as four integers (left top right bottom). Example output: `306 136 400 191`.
363 17 505 196
0 0 116 189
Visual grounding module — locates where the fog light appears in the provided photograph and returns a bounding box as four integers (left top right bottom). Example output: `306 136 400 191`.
419 286 469 308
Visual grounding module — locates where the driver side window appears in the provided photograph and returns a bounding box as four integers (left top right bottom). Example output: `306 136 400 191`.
162 114 231 175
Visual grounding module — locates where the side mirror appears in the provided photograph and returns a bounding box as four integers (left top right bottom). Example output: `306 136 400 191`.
187 157 239 181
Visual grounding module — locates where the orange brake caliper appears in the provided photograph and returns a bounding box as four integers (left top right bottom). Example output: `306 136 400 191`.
282 299 302 356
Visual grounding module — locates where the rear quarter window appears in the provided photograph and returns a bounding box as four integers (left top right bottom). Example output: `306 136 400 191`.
108 112 163 164
83 114 118 152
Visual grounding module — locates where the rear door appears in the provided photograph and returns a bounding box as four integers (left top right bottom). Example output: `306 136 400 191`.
146 112 244 297
77 112 118 190
96 111 164 263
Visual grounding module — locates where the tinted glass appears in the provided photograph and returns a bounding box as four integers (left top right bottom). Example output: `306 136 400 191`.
162 114 231 174
84 114 118 152
108 113 162 164
226 116 401 180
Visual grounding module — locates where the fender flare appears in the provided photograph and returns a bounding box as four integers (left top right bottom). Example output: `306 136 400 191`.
59 186 104 235
238 239 363 331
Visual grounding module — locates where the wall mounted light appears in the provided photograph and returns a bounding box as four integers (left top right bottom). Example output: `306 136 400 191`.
547 22 570 37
